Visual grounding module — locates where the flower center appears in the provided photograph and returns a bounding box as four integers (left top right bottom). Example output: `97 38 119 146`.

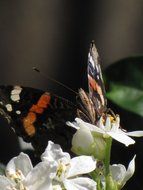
6 182 27 190
6 170 27 190
56 161 70 181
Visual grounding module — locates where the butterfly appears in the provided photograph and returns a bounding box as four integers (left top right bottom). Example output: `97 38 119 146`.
0 42 107 154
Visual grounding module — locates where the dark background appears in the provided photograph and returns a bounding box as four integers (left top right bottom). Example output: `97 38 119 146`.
0 1 143 189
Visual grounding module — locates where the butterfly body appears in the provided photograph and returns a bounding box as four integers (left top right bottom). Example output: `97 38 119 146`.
0 42 107 153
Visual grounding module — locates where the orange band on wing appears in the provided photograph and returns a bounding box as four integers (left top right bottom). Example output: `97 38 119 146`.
37 94 51 108
23 112 36 136
30 94 51 114
23 93 51 136
88 75 105 106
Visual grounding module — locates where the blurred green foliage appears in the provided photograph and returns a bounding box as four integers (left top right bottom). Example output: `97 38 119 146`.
105 56 143 117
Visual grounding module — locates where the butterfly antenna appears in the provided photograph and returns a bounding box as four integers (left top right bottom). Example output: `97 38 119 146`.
33 67 78 95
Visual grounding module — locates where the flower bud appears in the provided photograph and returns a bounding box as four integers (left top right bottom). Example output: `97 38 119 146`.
71 124 106 160
106 174 118 190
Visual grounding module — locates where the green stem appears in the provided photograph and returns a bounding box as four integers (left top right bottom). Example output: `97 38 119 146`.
97 178 102 190
104 137 112 176
90 171 102 190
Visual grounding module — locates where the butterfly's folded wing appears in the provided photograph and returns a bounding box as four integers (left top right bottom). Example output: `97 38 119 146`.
87 42 107 115
0 85 77 153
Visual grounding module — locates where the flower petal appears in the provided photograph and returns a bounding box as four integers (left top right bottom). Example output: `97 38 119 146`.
6 152 33 177
105 116 111 131
0 175 15 189
53 184 63 190
107 131 135 146
75 118 104 134
23 162 53 190
72 124 94 155
121 155 136 187
66 121 80 130
127 131 143 137
67 156 96 178
64 177 97 190
41 141 70 164
110 164 126 183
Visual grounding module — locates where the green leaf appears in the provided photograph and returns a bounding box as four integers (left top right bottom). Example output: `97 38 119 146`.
107 84 143 117
105 56 143 116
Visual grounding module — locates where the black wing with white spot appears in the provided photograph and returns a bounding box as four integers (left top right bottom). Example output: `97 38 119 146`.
0 85 77 153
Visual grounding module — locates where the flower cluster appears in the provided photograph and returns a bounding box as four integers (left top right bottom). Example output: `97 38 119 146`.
0 141 97 190
0 114 143 190
67 114 143 189
67 115 143 158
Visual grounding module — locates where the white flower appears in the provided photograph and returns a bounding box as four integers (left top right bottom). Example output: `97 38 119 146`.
69 120 106 159
109 155 136 188
0 152 52 190
67 116 143 147
41 141 97 190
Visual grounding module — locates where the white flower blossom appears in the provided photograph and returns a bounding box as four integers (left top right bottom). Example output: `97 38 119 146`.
0 152 52 190
110 155 136 188
41 141 97 190
67 116 143 148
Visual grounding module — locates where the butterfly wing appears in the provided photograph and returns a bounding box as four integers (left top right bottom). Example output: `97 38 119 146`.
87 42 107 115
0 85 77 153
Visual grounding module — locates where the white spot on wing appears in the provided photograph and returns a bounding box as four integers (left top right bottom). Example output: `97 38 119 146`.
88 44 99 69
0 101 3 105
10 86 22 102
95 64 99 73
97 75 100 80
5 104 13 112
88 53 95 68
16 110 21 114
